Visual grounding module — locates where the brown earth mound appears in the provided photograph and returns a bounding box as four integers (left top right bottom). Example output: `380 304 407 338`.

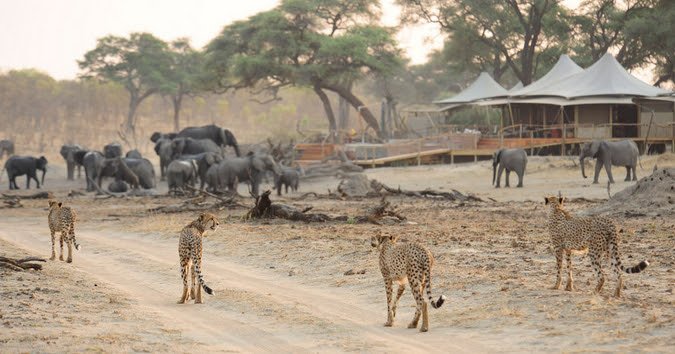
586 167 675 216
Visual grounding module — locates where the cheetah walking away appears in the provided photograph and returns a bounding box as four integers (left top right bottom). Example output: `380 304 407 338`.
371 233 446 332
47 200 81 263
545 196 648 297
177 212 219 304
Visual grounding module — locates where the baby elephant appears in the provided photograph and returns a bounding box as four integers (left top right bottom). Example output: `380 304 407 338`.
274 166 301 196
167 159 198 193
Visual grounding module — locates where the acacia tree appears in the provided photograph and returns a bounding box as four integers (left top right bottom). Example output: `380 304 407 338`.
161 39 205 131
205 0 403 139
399 0 572 85
78 32 172 136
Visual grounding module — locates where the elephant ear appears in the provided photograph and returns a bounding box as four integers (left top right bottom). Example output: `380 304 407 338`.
590 141 601 157
205 153 215 165
251 156 265 171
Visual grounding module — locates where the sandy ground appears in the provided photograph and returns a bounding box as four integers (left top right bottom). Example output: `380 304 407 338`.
1 154 674 352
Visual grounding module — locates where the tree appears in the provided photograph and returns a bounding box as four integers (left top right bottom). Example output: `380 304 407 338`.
205 0 403 139
161 39 206 131
399 0 572 85
78 32 172 137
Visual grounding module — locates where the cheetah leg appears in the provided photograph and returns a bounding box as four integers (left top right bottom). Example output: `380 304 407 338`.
194 261 203 304
177 259 189 304
408 280 423 330
421 301 429 333
609 243 623 298
391 284 405 320
49 230 56 261
551 248 563 290
58 232 65 261
565 250 574 291
190 261 196 300
590 251 605 294
65 232 73 263
383 280 394 327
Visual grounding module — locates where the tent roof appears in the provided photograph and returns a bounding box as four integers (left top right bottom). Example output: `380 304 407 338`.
433 72 508 104
526 53 672 98
509 55 583 97
509 81 523 92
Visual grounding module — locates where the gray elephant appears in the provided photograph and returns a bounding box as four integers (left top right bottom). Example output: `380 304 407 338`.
150 131 177 143
215 153 281 196
176 152 223 190
3 156 48 190
98 157 156 189
82 151 104 192
167 159 199 193
0 139 14 158
103 142 123 159
125 149 142 159
580 140 638 184
492 148 527 188
108 180 129 193
274 166 301 196
177 124 240 156
153 138 174 180
60 144 87 180
171 137 222 158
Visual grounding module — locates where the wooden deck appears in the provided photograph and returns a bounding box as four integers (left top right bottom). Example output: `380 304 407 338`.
296 136 675 168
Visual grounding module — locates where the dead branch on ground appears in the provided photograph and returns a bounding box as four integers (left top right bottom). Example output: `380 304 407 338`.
149 186 248 213
369 179 484 202
2 191 53 199
0 256 46 271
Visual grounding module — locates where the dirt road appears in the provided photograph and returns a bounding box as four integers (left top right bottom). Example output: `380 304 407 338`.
0 220 486 353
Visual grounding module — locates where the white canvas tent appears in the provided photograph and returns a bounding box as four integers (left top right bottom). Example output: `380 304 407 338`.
509 54 583 97
434 72 508 105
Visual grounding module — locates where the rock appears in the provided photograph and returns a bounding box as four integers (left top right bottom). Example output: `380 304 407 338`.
336 173 372 197
344 269 366 276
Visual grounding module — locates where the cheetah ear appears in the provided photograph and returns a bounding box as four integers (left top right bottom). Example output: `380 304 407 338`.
544 197 549 205
558 197 564 204
58 202 62 207
198 213 205 221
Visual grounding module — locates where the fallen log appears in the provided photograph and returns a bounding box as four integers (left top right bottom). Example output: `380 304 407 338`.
370 179 484 202
0 256 47 271
2 191 54 199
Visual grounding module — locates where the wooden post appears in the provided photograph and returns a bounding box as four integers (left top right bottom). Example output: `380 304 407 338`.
609 105 613 138
417 141 421 166
561 123 566 156
450 151 454 165
530 131 534 155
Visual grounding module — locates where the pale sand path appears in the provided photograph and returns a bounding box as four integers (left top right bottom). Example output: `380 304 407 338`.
0 220 488 353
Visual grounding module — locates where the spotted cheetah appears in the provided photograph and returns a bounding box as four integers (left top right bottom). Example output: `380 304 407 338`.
371 233 446 332
545 196 648 297
47 200 80 263
177 212 219 304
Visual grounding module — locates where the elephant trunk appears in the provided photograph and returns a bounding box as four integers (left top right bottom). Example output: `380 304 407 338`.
41 168 46 185
580 157 587 179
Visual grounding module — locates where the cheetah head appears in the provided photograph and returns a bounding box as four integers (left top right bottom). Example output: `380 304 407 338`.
370 233 398 248
198 212 219 232
544 195 565 206
48 200 62 209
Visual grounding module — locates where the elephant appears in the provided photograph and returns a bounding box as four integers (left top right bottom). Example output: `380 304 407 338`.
171 137 222 159
60 144 87 180
214 153 281 196
103 142 123 159
82 151 104 192
3 156 48 190
125 149 142 159
98 157 156 189
0 139 15 158
108 180 129 193
176 152 223 190
177 124 240 157
205 163 221 193
492 148 527 188
153 138 173 180
150 131 177 143
274 166 302 196
580 140 638 184
167 159 199 193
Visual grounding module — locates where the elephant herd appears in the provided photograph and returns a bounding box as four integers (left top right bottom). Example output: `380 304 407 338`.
491 139 640 188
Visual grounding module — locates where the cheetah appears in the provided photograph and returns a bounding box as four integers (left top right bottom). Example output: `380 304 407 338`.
545 196 648 297
371 233 446 332
177 212 219 304
47 200 80 263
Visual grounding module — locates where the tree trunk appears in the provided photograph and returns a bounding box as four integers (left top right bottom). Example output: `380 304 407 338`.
338 95 350 143
313 86 337 143
126 95 139 134
320 83 381 138
172 94 182 132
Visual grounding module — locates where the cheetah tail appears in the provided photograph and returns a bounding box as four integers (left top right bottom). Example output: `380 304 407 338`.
424 269 446 309
72 233 81 251
624 260 649 274
190 249 215 296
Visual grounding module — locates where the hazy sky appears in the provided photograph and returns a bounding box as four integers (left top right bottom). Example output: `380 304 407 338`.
0 0 443 80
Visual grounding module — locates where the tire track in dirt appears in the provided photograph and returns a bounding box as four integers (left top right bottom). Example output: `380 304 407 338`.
0 220 486 353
